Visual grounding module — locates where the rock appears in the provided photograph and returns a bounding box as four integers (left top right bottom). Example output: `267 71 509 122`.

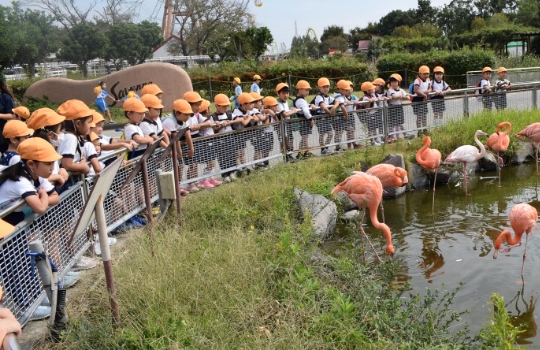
294 188 337 241
336 192 358 211
436 164 458 184
511 142 535 164
466 160 480 173
410 163 431 190
479 152 498 172
340 210 360 221
380 154 406 198
310 247 333 266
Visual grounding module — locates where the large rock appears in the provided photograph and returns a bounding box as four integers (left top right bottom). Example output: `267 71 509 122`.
380 154 406 198
340 210 360 222
294 188 337 241
410 163 431 189
479 151 498 172
436 163 459 184
336 192 358 211
511 143 535 164
24 62 192 111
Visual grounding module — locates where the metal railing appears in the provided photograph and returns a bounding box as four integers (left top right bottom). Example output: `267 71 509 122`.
1 82 540 326
467 67 540 87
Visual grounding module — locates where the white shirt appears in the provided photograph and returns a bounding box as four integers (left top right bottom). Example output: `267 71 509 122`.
124 123 147 151
480 79 491 94
140 118 164 137
431 80 449 93
0 175 55 213
387 88 407 106
277 99 290 119
213 113 233 134
314 94 334 108
99 134 114 159
196 113 214 136
334 94 355 112
162 115 193 136
57 133 83 163
414 77 431 94
294 97 313 119
9 154 21 166
494 79 510 93
362 94 379 112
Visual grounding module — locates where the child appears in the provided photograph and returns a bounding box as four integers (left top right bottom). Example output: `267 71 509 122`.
56 100 92 177
140 94 170 149
197 99 221 186
494 67 513 111
123 86 140 101
275 83 298 163
359 81 383 146
85 132 103 177
260 96 280 168
313 77 337 155
293 80 317 158
0 283 22 346
0 120 33 166
12 106 30 121
249 92 269 169
373 78 390 142
430 66 451 126
412 65 432 135
162 99 195 194
479 67 494 111
140 83 164 101
232 93 256 176
211 94 237 182
251 74 262 93
386 74 410 140
233 77 242 108
90 111 137 167
94 81 117 124
333 80 356 150
0 137 61 225
123 97 154 159
26 108 70 190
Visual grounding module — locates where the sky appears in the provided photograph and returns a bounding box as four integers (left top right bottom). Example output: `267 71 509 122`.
0 0 451 51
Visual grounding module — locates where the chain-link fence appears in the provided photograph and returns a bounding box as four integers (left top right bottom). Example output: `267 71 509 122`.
2 82 540 326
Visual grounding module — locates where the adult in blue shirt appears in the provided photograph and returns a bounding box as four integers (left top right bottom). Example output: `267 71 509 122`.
0 80 15 153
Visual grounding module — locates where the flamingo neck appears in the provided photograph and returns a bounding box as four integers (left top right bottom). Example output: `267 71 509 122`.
416 141 429 163
500 122 512 136
369 205 394 253
475 132 486 160
494 229 523 250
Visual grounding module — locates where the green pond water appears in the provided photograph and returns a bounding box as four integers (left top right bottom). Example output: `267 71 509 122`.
323 163 540 346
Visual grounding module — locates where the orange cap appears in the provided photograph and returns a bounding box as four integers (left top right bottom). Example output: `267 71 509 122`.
89 131 99 141
27 108 65 131
123 98 148 113
214 94 231 106
57 100 93 121
390 73 402 82
497 67 507 73
141 94 164 109
17 137 62 162
296 80 311 89
433 66 444 73
336 80 352 90
140 83 163 96
482 67 493 73
275 83 289 93
0 219 14 239
419 65 430 74
12 106 30 119
200 99 210 113
263 96 278 107
93 86 102 95
361 82 375 92
183 91 203 103
173 99 193 114
3 120 33 138
233 77 241 84
317 77 330 87
89 111 105 128
253 74 262 80
249 92 263 101
238 92 255 104
372 78 385 86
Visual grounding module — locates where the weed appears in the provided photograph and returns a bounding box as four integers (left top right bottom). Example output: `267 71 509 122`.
479 293 525 349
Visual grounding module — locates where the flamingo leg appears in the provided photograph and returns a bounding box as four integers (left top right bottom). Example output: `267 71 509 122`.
379 201 385 224
358 209 382 263
521 234 529 276
432 168 438 213
463 162 468 195
536 144 539 174
497 151 502 188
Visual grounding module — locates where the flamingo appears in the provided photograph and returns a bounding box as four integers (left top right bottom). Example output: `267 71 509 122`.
493 203 539 275
332 172 395 259
445 130 487 195
515 123 540 173
416 136 442 193
365 164 408 223
486 121 511 187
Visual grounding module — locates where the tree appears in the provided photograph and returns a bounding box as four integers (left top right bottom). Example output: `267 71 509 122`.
9 3 59 76
244 26 273 60
412 23 442 37
392 25 421 38
133 21 163 63
94 0 140 25
0 6 18 71
290 34 319 58
58 23 108 77
471 17 487 31
320 25 346 43
321 35 349 53
23 0 97 28
437 0 476 36
378 9 418 36
516 0 540 27
487 12 510 27
416 0 438 23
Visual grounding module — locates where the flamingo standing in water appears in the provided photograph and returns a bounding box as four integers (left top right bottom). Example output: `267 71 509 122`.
516 123 540 173
485 121 511 187
445 130 487 195
493 203 539 275
365 164 408 223
332 172 395 259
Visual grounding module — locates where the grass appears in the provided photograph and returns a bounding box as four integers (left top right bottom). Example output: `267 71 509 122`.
25 108 535 349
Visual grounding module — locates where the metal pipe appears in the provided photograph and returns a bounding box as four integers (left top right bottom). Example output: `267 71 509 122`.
140 160 154 226
172 142 182 217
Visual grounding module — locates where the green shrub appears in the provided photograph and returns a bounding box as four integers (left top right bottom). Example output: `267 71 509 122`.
479 293 525 349
376 49 495 88
382 37 439 53
7 78 40 102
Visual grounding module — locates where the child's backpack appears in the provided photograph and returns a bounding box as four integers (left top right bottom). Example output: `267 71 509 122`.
409 82 415 95
474 81 482 96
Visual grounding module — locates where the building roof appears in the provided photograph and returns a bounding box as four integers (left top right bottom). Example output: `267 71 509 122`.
358 40 370 51
152 35 181 54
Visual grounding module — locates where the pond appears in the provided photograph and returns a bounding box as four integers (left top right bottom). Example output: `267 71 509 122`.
324 163 540 346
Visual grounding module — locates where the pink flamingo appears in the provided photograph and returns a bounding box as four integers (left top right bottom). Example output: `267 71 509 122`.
332 172 394 259
493 203 539 275
485 121 511 187
365 164 408 222
516 123 540 173
416 136 442 208
445 130 487 195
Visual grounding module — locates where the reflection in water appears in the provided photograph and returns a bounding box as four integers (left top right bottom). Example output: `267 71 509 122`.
504 279 538 345
419 236 444 283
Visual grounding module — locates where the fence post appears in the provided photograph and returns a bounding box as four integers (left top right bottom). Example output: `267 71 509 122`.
463 91 469 118
533 85 537 109
208 77 213 101
288 73 292 89
382 106 388 142
280 120 288 163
